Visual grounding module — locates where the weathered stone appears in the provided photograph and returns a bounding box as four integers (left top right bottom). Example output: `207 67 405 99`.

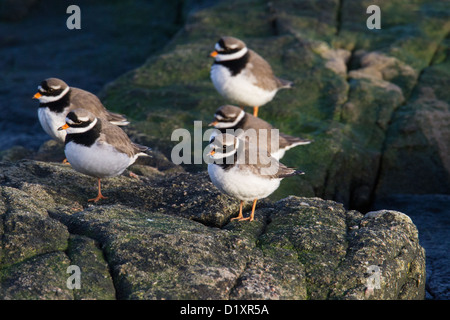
0 160 426 300
66 235 116 300
0 252 73 300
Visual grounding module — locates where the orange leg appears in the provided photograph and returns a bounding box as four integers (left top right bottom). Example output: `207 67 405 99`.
62 158 70 165
231 200 245 221
250 198 257 221
129 171 139 179
253 106 259 117
241 198 258 221
88 178 108 202
233 199 258 222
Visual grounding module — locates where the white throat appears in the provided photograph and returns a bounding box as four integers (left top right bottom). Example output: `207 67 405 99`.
38 86 70 103
215 47 248 62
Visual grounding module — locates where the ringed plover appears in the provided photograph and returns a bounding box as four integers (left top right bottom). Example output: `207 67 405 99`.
207 133 304 221
210 36 293 117
58 108 148 202
33 78 129 143
209 105 311 159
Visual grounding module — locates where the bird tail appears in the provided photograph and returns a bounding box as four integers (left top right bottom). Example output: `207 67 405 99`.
276 77 294 89
108 111 130 126
133 143 152 157
280 133 312 149
278 168 305 178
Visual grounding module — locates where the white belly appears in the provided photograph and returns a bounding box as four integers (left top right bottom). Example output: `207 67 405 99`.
210 65 277 107
65 141 135 179
208 164 281 201
38 107 67 142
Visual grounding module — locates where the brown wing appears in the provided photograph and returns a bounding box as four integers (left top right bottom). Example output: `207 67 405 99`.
247 50 292 91
242 116 306 154
237 137 302 179
279 133 312 149
70 88 128 125
242 113 274 131
241 114 275 154
246 50 279 91
98 119 145 157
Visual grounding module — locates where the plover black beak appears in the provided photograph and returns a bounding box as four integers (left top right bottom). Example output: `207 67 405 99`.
58 123 70 131
33 92 42 99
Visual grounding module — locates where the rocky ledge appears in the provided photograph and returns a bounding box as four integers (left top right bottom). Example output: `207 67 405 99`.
0 157 425 299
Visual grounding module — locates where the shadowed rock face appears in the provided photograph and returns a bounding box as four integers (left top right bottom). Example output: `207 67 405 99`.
0 160 425 300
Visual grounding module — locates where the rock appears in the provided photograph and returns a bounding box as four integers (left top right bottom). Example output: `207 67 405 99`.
0 252 73 300
373 194 450 300
66 235 116 300
376 53 450 195
0 186 69 267
0 160 425 299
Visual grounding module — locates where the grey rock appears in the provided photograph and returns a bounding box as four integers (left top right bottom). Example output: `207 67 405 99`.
374 194 450 300
0 160 425 299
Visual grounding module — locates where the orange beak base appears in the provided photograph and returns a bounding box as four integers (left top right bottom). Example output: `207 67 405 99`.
58 123 70 131
33 92 42 99
210 51 218 58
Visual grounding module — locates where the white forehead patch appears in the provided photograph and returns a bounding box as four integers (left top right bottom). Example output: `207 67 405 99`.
214 114 224 120
36 86 70 103
66 114 89 124
215 43 222 51
213 110 245 129
77 116 90 122
214 47 248 62
66 117 98 135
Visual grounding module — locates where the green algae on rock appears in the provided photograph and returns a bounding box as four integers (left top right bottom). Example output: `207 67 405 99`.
99 0 450 211
0 160 425 299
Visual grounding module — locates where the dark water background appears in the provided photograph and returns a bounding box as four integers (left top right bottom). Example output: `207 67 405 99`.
0 0 185 150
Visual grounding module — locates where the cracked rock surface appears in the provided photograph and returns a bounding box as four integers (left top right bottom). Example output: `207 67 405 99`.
0 160 425 299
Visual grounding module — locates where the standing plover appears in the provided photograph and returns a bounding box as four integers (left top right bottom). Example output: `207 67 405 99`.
33 78 129 143
210 36 293 117
58 108 148 202
209 105 311 159
207 133 304 221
